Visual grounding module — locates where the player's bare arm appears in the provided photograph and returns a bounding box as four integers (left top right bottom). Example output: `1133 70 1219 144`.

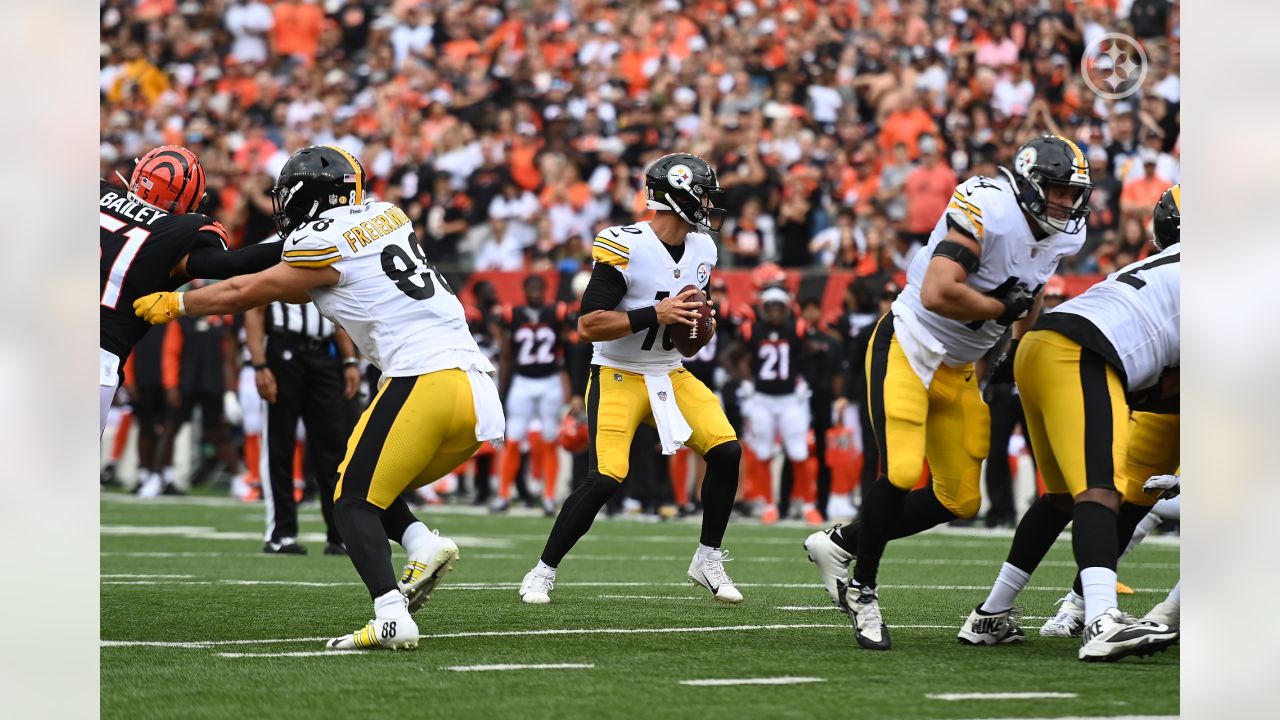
577 287 703 342
919 229 1007 321
134 262 337 324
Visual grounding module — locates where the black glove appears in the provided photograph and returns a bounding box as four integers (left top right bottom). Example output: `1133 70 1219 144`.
994 283 1035 326
988 338 1018 385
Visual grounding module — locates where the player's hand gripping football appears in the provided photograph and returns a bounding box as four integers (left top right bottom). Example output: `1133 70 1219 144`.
133 291 187 324
1143 473 1180 500
655 288 704 327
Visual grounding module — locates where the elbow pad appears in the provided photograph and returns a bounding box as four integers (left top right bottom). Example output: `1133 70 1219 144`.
932 240 981 275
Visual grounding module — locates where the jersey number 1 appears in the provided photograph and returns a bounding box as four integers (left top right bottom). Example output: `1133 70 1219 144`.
382 233 455 300
100 213 152 309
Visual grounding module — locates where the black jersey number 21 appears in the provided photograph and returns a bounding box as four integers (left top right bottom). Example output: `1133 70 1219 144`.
381 233 455 300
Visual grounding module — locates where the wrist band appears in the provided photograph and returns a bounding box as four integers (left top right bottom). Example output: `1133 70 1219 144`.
627 306 659 334
176 292 186 317
252 363 269 371
342 357 360 367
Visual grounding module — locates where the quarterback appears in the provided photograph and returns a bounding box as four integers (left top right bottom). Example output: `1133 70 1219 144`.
804 136 1093 650
518 153 745 605
134 146 502 651
960 186 1180 662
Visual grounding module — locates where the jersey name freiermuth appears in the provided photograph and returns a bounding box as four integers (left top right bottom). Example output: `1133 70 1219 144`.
100 179 228 360
504 303 567 378
590 222 718 373
1039 245 1179 391
282 200 493 377
895 175 1086 365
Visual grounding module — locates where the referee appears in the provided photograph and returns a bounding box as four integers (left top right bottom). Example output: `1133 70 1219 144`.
246 299 360 555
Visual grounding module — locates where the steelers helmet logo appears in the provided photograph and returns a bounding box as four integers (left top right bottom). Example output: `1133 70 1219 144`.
667 164 693 190
1014 147 1038 176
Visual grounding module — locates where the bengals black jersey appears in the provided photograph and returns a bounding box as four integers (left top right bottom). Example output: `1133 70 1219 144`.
99 179 228 360
742 317 806 396
503 302 568 379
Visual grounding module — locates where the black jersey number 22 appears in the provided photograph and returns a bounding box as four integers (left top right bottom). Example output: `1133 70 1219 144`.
381 233 455 300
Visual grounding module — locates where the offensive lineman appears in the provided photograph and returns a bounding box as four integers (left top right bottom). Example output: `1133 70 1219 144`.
804 136 1093 650
960 185 1180 661
134 145 502 651
518 153 745 605
100 145 280 434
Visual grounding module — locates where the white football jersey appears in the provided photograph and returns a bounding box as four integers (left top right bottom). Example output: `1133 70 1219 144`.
895 175 1086 365
1040 244 1180 391
282 200 493 378
589 221 718 373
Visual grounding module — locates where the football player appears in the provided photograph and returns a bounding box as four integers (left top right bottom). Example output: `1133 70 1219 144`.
134 145 503 651
494 274 571 514
804 136 1093 650
518 153 744 605
958 185 1180 662
100 145 282 434
730 287 820 525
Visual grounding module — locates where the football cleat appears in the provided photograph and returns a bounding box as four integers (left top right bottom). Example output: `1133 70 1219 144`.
688 548 744 604
843 583 891 650
399 533 459 614
263 538 307 555
489 498 510 514
803 508 825 526
759 504 779 525
519 565 556 604
1040 594 1086 638
1143 599 1180 632
958 605 1026 646
1078 608 1178 662
803 527 853 608
323 542 348 556
137 474 164 499
326 614 419 651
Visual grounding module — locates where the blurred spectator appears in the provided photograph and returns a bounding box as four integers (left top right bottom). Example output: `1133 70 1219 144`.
272 0 325 65
901 135 958 247
721 197 775 268
225 0 274 65
1120 148 1172 223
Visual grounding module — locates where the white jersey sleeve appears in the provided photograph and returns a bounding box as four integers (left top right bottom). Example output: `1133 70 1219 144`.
288 201 493 377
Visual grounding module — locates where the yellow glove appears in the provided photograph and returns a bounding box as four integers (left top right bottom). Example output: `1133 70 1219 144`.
133 291 186 324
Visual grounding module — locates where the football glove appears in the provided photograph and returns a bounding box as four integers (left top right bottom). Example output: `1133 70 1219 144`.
1142 473 1180 500
994 283 1035 326
988 338 1019 385
133 291 186 324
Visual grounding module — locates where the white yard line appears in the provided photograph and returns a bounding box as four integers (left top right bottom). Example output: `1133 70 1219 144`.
680 677 825 686
218 650 360 658
443 663 594 672
101 574 194 579
928 692 1078 701
101 579 1177 593
598 594 704 601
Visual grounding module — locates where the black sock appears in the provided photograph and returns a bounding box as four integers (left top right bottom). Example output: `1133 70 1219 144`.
539 472 621 567
1072 502 1149 595
852 478 909 588
831 520 861 554
893 487 959 537
319 473 342 545
380 497 419 545
1071 501 1119 573
333 497 397 599
699 441 741 548
1006 494 1074 574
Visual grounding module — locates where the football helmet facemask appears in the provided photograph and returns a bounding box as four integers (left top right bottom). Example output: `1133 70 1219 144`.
270 145 365 239
1151 184 1180 251
645 153 726 232
1000 135 1093 235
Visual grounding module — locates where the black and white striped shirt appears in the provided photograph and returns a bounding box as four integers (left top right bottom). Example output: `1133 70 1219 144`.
268 301 335 340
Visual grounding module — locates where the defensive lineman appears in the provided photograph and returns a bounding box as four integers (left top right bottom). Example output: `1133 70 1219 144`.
135 146 502 650
804 136 1093 650
518 153 745 605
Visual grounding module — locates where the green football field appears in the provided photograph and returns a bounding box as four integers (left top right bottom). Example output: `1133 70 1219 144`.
101 493 1179 720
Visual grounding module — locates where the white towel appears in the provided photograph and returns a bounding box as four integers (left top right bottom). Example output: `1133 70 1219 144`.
99 347 121 387
889 300 948 389
466 367 506 445
643 372 692 455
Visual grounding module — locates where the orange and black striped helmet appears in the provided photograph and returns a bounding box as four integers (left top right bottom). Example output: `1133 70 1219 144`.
128 145 206 214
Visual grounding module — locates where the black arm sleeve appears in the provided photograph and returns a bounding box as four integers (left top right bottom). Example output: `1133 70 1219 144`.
185 242 282 280
579 262 629 314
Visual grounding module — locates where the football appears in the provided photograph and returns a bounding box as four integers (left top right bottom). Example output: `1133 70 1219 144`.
671 284 712 358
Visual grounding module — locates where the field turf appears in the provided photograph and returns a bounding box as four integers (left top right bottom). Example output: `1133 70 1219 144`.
101 494 1178 720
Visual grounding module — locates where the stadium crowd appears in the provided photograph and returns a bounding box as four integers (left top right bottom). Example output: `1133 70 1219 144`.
100 0 1179 532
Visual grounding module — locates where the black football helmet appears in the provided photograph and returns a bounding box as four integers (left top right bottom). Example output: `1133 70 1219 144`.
1151 184 1180 251
270 145 366 238
1000 135 1093 235
644 153 726 231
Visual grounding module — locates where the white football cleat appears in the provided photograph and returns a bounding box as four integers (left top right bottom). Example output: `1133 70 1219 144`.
957 605 1025 646
326 614 419 651
804 527 853 608
398 532 460 614
137 474 164 499
1142 599 1180 632
1040 594 1086 638
1078 607 1178 662
519 565 556 604
688 548 743 604
843 583 890 650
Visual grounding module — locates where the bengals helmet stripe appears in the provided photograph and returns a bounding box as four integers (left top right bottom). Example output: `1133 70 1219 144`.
129 145 206 214
324 145 364 204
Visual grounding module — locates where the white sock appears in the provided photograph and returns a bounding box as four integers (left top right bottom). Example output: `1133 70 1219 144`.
1080 566 1118 624
400 521 434 557
1121 511 1162 557
696 543 717 557
1166 580 1181 606
373 588 407 619
162 467 175 484
980 562 1031 614
535 560 556 574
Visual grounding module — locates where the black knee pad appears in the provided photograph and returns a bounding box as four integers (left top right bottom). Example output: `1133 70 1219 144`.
704 440 742 468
